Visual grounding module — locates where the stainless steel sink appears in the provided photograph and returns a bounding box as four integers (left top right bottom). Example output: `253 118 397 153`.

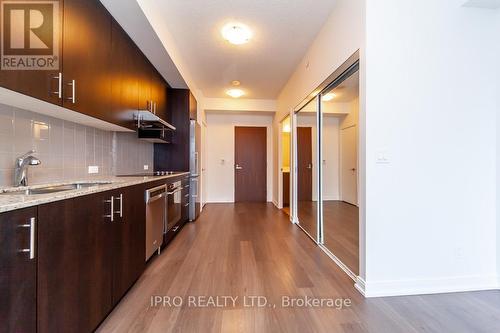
0 181 112 196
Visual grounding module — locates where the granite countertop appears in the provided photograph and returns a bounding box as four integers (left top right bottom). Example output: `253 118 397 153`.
0 172 190 213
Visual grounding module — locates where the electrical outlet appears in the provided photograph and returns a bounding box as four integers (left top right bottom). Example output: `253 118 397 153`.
88 166 99 174
144 165 149 171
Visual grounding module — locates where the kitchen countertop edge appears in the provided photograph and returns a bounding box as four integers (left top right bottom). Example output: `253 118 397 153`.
0 172 190 214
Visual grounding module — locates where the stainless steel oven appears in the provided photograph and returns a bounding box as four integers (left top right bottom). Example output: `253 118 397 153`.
166 180 182 233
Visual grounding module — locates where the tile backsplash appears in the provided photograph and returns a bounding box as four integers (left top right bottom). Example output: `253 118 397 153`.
0 103 154 187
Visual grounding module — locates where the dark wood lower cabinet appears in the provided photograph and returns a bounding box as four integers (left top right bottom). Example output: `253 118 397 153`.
111 185 146 304
37 185 147 333
0 207 37 333
37 192 112 333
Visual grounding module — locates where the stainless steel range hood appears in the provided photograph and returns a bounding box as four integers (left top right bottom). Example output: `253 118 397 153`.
135 111 176 143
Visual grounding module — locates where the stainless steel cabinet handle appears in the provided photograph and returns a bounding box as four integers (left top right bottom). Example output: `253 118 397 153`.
172 226 179 232
19 217 36 260
184 193 190 198
105 196 114 222
52 73 62 99
115 194 123 218
67 79 76 104
307 163 312 169
235 164 243 170
184 203 190 207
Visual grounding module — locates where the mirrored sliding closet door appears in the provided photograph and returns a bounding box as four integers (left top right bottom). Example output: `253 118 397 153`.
320 68 360 275
295 98 319 241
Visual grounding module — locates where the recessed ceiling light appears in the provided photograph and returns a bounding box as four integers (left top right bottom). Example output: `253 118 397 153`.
323 93 336 102
227 88 245 98
221 23 252 45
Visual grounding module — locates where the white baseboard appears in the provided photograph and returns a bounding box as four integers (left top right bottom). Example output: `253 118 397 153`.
362 275 499 298
354 277 366 296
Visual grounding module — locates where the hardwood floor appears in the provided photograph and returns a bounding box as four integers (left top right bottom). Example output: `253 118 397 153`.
323 201 359 275
297 201 359 275
97 203 500 333
297 200 318 240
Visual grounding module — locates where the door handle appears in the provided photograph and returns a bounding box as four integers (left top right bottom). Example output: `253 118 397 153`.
307 164 312 169
235 164 243 170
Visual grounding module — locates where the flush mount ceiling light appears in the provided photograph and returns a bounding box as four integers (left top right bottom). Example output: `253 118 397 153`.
221 23 252 45
322 93 336 102
226 88 245 98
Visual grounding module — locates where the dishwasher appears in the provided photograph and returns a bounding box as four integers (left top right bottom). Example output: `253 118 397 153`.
145 184 166 261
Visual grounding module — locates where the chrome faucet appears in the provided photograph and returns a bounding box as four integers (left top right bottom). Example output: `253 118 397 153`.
14 150 41 187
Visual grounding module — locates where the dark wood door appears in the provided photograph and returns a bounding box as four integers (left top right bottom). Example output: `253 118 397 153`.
297 127 312 201
0 207 37 333
110 19 138 130
62 0 111 121
111 186 146 304
234 127 267 202
0 2 63 105
37 192 113 333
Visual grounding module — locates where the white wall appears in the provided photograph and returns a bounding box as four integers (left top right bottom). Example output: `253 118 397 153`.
322 116 341 200
206 113 274 203
496 9 500 284
363 0 498 296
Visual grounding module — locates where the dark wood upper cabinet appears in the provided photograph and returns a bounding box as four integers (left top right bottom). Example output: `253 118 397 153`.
154 89 197 171
0 207 37 333
151 70 168 121
111 185 146 304
0 0 171 130
189 91 198 121
137 52 152 113
62 0 112 122
0 3 63 105
37 193 113 333
110 19 139 130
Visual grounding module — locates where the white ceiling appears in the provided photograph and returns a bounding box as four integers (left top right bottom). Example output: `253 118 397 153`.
100 0 187 89
139 0 338 99
463 0 500 9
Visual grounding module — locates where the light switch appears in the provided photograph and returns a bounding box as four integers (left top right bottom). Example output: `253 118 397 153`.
144 165 149 170
376 149 390 164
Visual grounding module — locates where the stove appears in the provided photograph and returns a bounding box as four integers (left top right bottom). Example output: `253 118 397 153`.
117 171 184 177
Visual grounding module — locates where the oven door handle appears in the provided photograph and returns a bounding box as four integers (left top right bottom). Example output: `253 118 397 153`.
147 193 165 203
167 188 182 195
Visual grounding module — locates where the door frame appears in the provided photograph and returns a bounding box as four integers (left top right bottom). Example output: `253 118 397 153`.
277 114 291 210
339 124 358 206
